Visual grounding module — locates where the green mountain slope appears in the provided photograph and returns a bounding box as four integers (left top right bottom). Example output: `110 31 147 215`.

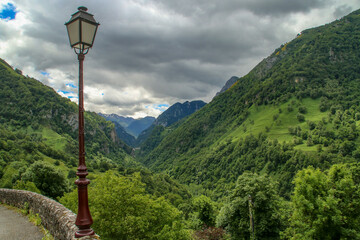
0 58 138 188
141 10 360 198
0 58 192 208
136 100 206 152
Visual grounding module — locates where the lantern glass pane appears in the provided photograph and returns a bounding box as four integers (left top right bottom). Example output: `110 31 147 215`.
66 20 80 46
73 43 81 49
81 21 97 47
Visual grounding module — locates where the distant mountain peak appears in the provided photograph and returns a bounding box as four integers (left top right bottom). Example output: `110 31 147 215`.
153 100 206 127
215 76 239 97
99 113 155 143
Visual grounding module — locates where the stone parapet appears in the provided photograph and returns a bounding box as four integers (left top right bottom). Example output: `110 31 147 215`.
0 189 99 240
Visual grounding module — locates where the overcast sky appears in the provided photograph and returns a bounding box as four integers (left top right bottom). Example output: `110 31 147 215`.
0 0 359 118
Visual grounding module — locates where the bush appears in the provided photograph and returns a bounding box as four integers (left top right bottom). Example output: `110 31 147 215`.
297 113 305 122
287 105 293 112
13 180 41 194
22 161 68 199
298 106 307 114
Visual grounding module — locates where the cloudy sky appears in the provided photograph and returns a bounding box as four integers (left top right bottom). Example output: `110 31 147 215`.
0 0 359 118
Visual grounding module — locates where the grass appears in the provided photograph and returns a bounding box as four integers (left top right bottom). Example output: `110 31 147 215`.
41 128 68 152
0 165 17 188
213 98 329 152
24 126 68 152
40 153 74 177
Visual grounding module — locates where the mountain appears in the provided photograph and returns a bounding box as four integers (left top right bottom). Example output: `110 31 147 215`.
98 113 138 147
98 113 134 128
154 100 206 127
126 116 155 137
141 10 360 198
99 113 155 139
215 76 239 96
136 100 207 153
0 58 137 188
112 121 136 147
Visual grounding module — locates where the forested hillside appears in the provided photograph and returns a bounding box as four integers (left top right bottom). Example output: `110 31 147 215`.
0 57 136 171
141 9 360 198
0 57 199 239
136 100 206 154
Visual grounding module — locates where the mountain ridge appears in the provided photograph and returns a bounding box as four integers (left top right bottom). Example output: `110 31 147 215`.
136 100 206 153
153 100 206 127
140 9 360 198
99 113 155 142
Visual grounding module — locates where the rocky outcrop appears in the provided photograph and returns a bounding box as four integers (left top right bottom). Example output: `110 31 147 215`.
215 76 239 96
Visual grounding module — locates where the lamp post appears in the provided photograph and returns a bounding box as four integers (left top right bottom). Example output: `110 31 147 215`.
65 6 99 238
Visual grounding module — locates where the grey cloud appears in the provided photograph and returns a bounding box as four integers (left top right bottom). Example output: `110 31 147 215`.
333 5 353 19
1 0 357 117
237 0 333 15
152 0 333 17
103 95 152 108
116 105 148 116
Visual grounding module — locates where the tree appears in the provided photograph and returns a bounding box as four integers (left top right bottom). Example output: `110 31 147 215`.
21 161 68 199
60 171 192 240
216 172 284 240
13 180 41 194
283 164 360 239
192 195 217 227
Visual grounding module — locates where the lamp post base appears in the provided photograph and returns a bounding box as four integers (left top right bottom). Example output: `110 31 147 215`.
75 228 95 238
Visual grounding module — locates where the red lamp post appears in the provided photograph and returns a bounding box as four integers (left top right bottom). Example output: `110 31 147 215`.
65 6 99 238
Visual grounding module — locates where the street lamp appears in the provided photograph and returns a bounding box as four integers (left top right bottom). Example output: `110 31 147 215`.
65 6 99 238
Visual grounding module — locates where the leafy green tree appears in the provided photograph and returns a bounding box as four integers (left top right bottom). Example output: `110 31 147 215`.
21 161 68 199
13 180 41 194
190 195 217 228
283 164 360 239
60 171 191 240
217 172 284 240
296 113 305 122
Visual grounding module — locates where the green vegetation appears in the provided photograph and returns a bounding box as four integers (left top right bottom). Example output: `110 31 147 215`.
217 173 285 240
60 171 192 240
2 8 360 240
283 164 360 239
21 161 68 199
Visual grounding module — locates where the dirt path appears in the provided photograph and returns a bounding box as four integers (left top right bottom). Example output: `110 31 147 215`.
0 205 44 240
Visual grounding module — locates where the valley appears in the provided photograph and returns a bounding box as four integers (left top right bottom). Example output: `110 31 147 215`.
1 8 360 240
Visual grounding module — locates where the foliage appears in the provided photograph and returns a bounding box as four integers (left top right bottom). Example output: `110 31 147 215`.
21 161 68 199
191 195 217 227
60 171 192 240
217 173 285 240
13 180 41 194
283 164 360 239
125 169 192 207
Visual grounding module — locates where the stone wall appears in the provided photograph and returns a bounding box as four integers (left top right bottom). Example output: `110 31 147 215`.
0 189 99 240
